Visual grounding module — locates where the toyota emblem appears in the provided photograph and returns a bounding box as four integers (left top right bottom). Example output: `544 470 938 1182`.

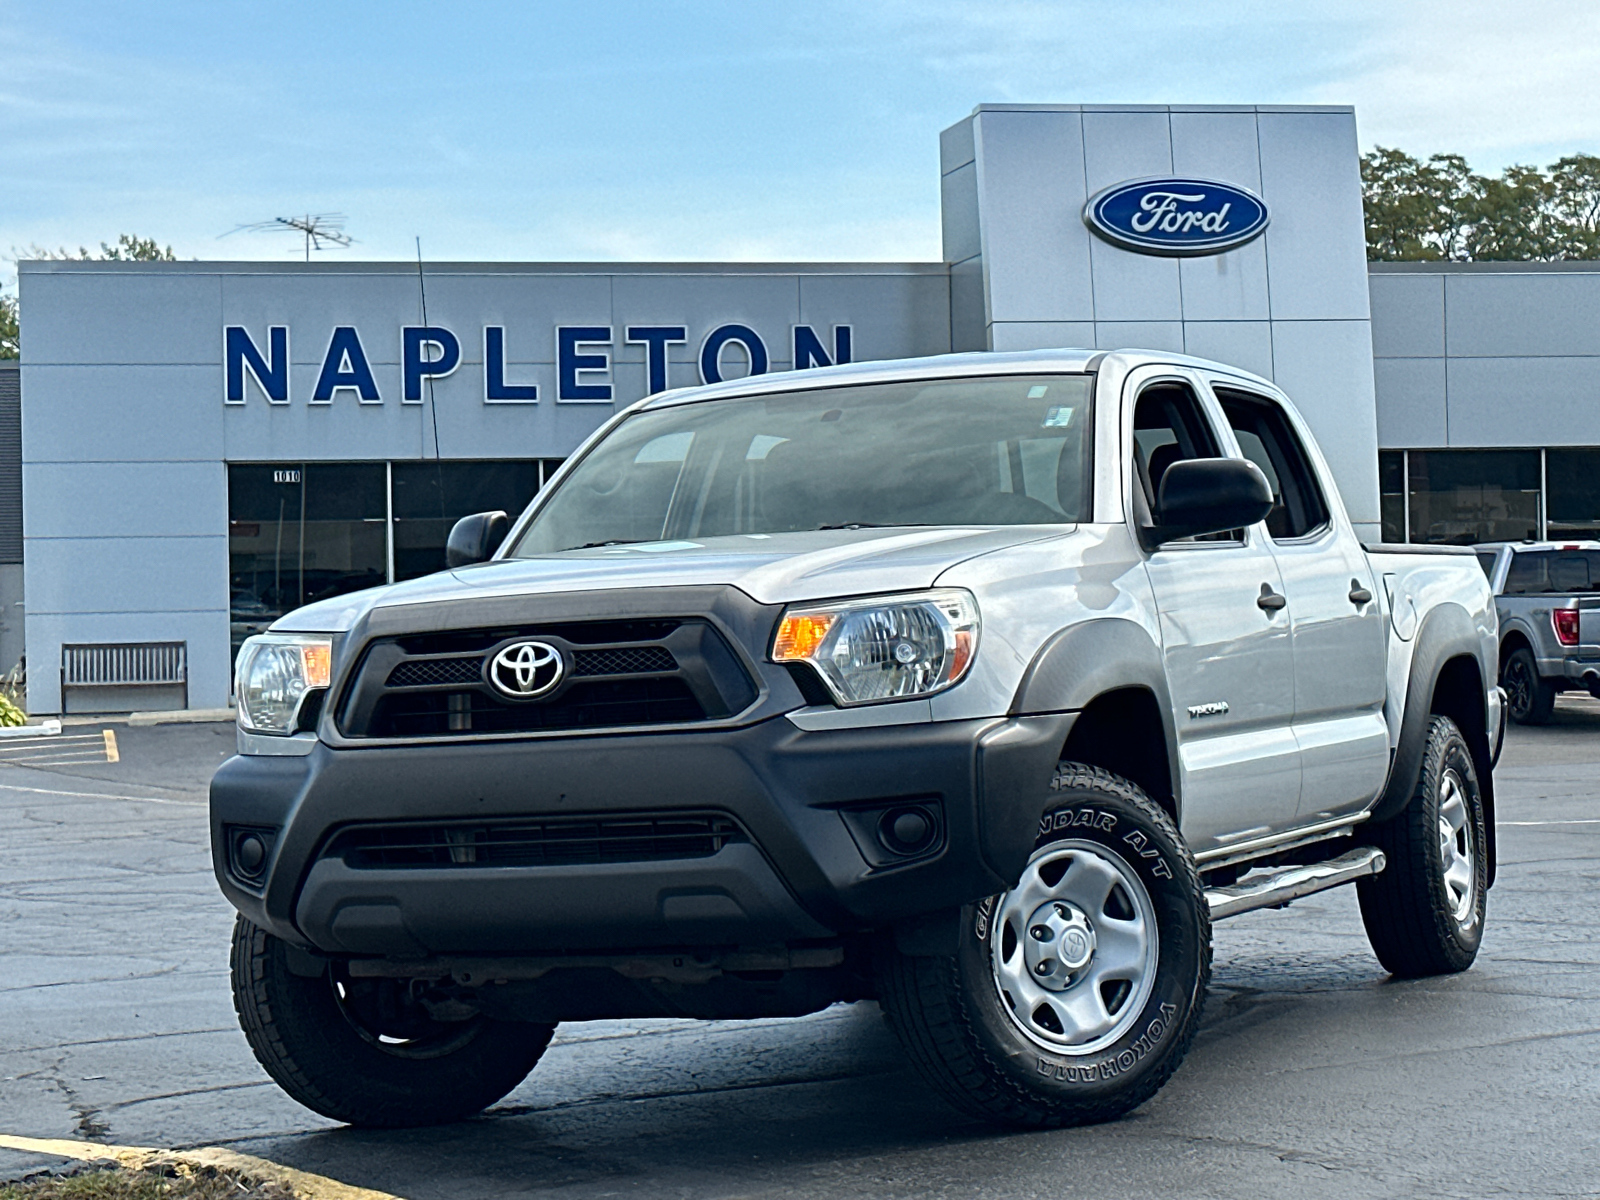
487 640 565 699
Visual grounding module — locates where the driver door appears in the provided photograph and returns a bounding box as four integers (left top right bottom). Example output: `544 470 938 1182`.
1128 369 1302 853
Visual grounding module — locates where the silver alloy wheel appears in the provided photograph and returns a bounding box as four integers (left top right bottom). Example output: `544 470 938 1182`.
1437 768 1477 928
990 839 1159 1055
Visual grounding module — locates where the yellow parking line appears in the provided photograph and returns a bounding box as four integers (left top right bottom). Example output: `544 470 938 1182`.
0 1134 402 1200
103 729 119 762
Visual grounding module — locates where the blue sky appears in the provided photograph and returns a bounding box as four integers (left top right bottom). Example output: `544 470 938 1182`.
4 0 1599 288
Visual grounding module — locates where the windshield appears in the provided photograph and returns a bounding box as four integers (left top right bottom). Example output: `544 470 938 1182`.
508 374 1094 556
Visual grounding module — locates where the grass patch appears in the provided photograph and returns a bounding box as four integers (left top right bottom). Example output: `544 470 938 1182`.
1 1163 295 1200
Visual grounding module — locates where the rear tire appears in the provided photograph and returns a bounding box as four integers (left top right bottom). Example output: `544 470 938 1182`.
1358 716 1488 978
231 916 554 1127
1501 646 1555 725
875 763 1209 1128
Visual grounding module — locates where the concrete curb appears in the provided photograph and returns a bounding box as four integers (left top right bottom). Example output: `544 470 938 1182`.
0 720 61 738
60 708 236 728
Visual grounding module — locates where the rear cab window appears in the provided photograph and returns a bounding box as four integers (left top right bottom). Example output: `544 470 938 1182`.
1503 550 1600 594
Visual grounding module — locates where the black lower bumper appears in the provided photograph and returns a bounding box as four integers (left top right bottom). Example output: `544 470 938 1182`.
210 711 1076 956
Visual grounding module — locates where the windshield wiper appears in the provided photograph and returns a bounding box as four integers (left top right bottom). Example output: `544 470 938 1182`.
816 522 931 531
565 539 650 550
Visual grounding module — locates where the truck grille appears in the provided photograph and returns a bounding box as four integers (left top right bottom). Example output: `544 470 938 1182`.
384 645 678 689
337 618 757 739
325 812 746 868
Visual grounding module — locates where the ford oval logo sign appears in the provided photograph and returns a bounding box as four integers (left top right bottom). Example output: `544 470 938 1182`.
1083 177 1269 257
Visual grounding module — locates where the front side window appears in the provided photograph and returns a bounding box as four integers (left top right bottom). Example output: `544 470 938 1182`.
508 374 1093 556
1130 380 1232 541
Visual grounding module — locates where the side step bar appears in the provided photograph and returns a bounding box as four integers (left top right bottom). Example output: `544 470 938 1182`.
1206 847 1386 922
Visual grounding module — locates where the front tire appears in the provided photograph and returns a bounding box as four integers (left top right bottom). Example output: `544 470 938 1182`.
231 916 554 1127
1502 646 1555 725
1358 715 1488 978
876 764 1209 1128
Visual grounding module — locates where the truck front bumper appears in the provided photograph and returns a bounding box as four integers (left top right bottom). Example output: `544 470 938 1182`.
210 712 1076 956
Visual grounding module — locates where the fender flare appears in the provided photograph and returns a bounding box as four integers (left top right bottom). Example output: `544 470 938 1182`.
1372 602 1498 882
1009 617 1180 811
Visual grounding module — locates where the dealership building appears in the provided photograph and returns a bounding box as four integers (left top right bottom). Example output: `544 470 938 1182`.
15 102 1600 714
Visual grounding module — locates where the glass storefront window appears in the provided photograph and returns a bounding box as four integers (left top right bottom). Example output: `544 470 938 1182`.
227 464 387 657
392 461 553 580
1380 450 1405 542
1406 450 1540 546
1545 449 1600 539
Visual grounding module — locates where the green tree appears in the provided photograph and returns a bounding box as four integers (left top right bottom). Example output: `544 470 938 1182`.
1548 154 1600 257
19 233 176 262
1362 149 1600 262
0 289 17 360
1362 147 1476 260
1465 165 1559 260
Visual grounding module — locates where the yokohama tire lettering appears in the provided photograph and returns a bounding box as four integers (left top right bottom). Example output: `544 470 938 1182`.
1035 1003 1179 1083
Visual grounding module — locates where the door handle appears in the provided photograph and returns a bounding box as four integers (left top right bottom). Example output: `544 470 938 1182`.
1349 579 1373 606
1257 584 1287 612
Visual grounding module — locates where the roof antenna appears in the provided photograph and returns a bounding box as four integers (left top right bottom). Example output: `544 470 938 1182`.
415 238 449 544
415 237 445 464
224 214 353 262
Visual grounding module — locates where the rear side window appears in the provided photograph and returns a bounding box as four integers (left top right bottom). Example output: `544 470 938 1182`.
1475 551 1499 581
1503 551 1600 594
1215 388 1331 540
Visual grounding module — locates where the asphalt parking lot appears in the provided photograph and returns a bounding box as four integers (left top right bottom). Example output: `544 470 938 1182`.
2 709 1598 1200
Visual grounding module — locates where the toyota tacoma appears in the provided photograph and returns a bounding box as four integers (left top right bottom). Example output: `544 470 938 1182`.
214 349 1503 1129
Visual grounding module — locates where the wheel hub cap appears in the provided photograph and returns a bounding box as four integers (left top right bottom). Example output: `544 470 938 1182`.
1023 901 1096 989
990 839 1160 1055
1437 768 1477 928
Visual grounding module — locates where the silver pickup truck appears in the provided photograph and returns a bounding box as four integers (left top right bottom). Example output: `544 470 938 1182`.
214 349 1502 1132
1478 540 1600 724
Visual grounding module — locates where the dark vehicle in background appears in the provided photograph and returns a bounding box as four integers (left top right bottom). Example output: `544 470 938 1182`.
1477 541 1600 723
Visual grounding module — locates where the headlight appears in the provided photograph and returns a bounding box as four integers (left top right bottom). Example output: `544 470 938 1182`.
235 634 333 734
772 589 979 706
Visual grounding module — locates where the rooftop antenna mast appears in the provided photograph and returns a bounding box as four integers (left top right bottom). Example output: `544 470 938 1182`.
224 214 354 262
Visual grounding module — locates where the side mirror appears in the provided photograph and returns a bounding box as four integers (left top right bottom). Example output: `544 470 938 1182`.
446 510 510 567
1151 458 1274 544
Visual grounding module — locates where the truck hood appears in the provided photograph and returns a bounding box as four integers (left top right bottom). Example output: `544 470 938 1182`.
271 525 1072 634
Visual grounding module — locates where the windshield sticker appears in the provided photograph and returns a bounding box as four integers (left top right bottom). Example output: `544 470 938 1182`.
1042 406 1075 428
1028 385 1050 399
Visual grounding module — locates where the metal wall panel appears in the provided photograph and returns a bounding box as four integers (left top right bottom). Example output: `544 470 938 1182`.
1374 357 1448 447
22 462 225 538
1254 112 1372 322
1182 322 1274 379
1445 271 1600 358
970 110 1095 324
1446 356 1600 447
1369 273 1445 358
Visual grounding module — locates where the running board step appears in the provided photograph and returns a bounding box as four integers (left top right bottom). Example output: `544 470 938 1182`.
1206 846 1386 922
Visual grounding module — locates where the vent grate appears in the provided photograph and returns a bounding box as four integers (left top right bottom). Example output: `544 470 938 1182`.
63 642 187 687
327 812 746 869
571 645 677 676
